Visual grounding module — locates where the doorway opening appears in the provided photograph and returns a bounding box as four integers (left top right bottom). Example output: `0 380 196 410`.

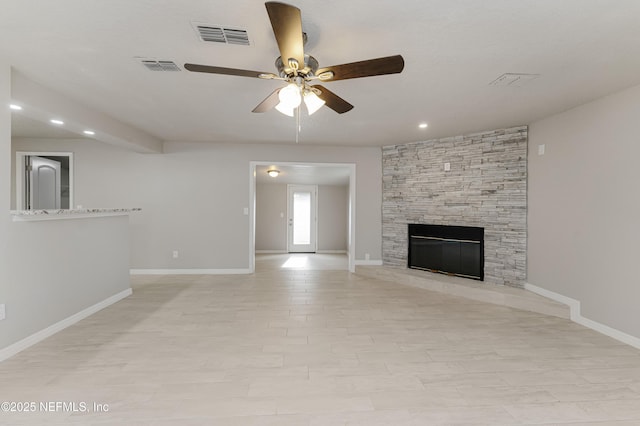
15 151 74 210
250 161 356 273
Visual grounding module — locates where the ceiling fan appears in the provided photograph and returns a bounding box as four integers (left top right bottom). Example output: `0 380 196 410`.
184 1 405 117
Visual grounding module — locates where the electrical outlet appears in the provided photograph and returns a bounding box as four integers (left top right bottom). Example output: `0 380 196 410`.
0 304 5 321
172 251 179 259
365 253 370 261
444 162 451 171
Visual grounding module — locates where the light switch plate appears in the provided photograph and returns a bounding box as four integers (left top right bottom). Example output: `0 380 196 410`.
538 144 545 155
444 162 451 171
0 304 5 321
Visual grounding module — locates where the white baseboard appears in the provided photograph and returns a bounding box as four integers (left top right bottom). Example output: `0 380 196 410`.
316 250 348 254
354 259 383 266
0 288 132 363
573 314 640 350
130 268 252 275
524 283 581 321
255 250 287 254
525 282 640 350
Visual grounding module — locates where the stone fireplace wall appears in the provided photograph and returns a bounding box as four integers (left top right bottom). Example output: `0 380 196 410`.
382 126 527 287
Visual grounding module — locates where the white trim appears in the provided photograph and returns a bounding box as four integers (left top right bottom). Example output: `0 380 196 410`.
524 282 580 321
574 314 640 350
130 268 252 275
348 168 356 273
0 288 132 363
316 250 348 254
354 259 383 266
255 250 287 254
525 282 640 350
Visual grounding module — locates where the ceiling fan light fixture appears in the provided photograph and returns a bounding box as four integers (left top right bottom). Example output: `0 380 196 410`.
317 71 334 81
278 83 302 109
275 102 295 117
267 169 280 178
303 90 325 115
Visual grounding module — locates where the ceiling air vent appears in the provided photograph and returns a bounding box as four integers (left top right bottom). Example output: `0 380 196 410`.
194 24 250 46
141 60 181 72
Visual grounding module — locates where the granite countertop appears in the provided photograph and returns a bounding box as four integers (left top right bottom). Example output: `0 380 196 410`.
10 208 142 221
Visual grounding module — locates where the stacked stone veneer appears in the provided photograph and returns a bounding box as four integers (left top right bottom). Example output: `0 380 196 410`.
382 126 527 287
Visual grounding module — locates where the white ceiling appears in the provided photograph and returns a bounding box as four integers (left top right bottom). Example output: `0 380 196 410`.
12 114 89 139
4 0 640 146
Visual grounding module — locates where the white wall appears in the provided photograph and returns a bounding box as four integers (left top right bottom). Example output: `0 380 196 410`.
255 183 287 251
528 83 640 340
0 65 12 345
1 216 131 351
318 185 348 252
12 139 382 270
256 183 349 252
1 67 131 354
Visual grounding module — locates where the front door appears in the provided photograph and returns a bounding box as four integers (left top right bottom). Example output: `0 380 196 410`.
287 184 317 253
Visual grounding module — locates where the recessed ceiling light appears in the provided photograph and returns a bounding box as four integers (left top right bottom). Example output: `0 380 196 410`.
83 130 95 136
419 123 428 129
50 119 64 125
9 104 23 111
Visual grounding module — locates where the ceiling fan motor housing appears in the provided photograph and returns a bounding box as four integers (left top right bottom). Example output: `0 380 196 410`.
276 54 318 79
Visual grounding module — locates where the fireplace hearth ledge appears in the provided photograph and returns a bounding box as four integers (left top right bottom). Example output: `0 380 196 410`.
355 265 569 319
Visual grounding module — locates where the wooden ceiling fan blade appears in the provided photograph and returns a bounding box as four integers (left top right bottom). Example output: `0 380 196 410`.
312 85 354 114
265 2 305 69
316 55 405 82
184 63 273 79
252 88 282 113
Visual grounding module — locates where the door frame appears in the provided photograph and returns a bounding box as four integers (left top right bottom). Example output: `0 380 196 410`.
286 184 318 253
15 151 74 210
249 161 356 273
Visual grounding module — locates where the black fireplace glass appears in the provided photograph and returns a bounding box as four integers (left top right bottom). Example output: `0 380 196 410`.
408 224 484 280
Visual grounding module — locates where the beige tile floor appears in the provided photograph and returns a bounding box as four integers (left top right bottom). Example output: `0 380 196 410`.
1 254 640 425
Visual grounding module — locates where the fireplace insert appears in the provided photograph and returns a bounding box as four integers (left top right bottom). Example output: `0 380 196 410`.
408 224 484 280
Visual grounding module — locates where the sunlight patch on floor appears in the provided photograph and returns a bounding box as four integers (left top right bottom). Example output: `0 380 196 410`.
281 255 309 268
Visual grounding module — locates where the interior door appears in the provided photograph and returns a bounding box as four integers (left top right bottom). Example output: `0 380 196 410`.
287 184 317 253
27 156 61 209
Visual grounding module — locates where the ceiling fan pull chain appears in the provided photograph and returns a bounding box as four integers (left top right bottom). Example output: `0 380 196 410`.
295 106 300 143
